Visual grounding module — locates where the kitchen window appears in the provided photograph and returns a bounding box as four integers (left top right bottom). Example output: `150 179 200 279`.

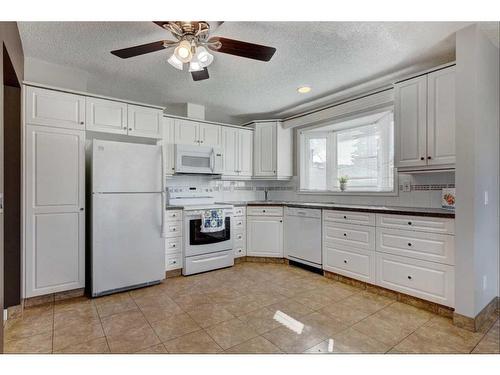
299 109 395 193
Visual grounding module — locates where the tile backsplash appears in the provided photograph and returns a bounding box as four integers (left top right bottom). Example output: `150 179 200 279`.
166 171 455 208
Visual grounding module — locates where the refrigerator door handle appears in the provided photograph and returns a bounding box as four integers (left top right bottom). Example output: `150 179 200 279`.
210 149 215 172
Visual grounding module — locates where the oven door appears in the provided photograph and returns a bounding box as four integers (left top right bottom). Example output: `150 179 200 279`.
185 216 232 257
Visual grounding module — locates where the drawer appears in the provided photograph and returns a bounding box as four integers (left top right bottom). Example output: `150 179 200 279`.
247 206 283 217
165 210 182 221
323 222 375 251
234 247 246 258
376 214 454 234
376 253 455 307
231 217 246 230
164 221 182 238
323 210 375 226
376 228 454 265
285 207 322 219
165 237 183 253
233 232 246 247
323 244 375 283
165 252 182 271
232 206 246 217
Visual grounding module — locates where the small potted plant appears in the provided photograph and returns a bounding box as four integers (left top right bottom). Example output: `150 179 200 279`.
338 175 349 192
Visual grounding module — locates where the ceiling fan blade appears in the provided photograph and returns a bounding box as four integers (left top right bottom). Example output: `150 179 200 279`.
208 37 276 62
191 68 209 81
111 41 166 59
153 21 169 29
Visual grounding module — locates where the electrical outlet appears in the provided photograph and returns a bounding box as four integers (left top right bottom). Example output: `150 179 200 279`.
403 181 411 192
483 275 487 291
484 191 489 206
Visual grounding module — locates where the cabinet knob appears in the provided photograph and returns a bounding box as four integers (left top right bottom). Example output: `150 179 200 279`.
280 220 283 223
172 228 176 231
343 215 347 219
80 121 84 125
80 207 84 211
343 233 347 237
200 140 204 143
427 156 432 160
407 275 412 280
128 128 132 131
408 242 412 247
263 210 266 213
408 221 412 225
123 126 127 129
172 260 177 264
172 244 176 248
343 260 348 264
420 157 425 160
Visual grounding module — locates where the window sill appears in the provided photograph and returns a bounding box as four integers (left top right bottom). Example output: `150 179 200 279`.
297 189 398 197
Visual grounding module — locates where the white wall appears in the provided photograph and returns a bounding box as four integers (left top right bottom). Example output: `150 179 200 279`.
455 24 500 318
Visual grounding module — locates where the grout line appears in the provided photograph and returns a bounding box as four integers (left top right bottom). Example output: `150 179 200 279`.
93 299 112 354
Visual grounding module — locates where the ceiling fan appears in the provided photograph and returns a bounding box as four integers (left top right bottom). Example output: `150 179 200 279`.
110 21 277 81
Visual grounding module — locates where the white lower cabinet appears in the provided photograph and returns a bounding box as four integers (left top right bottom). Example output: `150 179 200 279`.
231 207 247 258
164 209 183 271
376 252 455 307
247 208 283 258
25 125 86 297
323 244 375 283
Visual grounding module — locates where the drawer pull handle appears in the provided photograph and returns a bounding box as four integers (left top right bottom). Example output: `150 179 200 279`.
343 260 348 264
408 243 412 247
407 275 412 280
408 222 412 225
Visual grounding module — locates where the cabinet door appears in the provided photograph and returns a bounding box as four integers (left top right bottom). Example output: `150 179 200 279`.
25 125 85 297
427 67 456 166
247 216 283 257
254 122 277 176
395 76 427 168
127 105 162 138
199 123 222 146
162 117 176 175
174 119 199 145
238 129 253 177
25 86 85 130
85 97 127 135
222 127 239 176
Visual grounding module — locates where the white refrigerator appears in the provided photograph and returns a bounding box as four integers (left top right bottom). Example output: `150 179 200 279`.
91 140 164 297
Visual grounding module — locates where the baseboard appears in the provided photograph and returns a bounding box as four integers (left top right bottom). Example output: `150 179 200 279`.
165 269 182 278
323 270 455 319
245 256 286 264
23 288 84 308
453 296 500 333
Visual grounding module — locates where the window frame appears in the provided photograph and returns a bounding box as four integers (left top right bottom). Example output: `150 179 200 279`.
298 107 398 196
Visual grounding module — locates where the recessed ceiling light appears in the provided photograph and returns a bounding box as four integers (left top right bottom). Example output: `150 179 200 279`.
297 86 312 94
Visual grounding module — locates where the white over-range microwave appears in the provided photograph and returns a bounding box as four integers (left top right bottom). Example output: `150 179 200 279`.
174 144 224 175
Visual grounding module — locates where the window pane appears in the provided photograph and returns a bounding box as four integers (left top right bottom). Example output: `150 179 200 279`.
335 112 394 191
306 137 326 190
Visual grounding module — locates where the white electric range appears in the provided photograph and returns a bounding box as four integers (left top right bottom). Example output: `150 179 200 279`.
166 187 234 275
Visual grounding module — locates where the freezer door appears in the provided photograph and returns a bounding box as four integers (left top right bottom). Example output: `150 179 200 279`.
92 139 162 193
92 193 164 296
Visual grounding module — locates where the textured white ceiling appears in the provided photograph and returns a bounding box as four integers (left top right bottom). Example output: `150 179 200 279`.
17 21 492 123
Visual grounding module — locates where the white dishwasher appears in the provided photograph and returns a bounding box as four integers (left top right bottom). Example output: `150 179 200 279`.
284 207 322 268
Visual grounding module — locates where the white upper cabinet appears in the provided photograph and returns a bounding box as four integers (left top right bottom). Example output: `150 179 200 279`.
127 105 163 138
25 86 86 130
221 127 253 178
427 67 456 166
174 119 222 147
238 129 253 177
25 125 85 297
85 97 128 135
252 121 292 179
395 76 428 168
174 119 200 146
222 126 239 176
395 66 456 169
199 123 222 146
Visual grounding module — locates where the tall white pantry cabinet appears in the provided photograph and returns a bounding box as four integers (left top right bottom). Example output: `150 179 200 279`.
24 86 86 297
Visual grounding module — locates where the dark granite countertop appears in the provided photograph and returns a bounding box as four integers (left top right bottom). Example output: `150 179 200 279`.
216 200 455 218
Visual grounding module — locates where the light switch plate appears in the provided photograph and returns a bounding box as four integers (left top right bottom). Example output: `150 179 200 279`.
484 191 489 205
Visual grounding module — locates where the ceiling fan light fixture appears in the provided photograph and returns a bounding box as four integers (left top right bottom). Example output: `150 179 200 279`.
188 56 204 72
195 46 214 68
167 53 184 70
174 39 192 63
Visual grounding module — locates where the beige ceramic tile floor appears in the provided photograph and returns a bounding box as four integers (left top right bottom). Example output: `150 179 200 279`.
4 262 499 354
